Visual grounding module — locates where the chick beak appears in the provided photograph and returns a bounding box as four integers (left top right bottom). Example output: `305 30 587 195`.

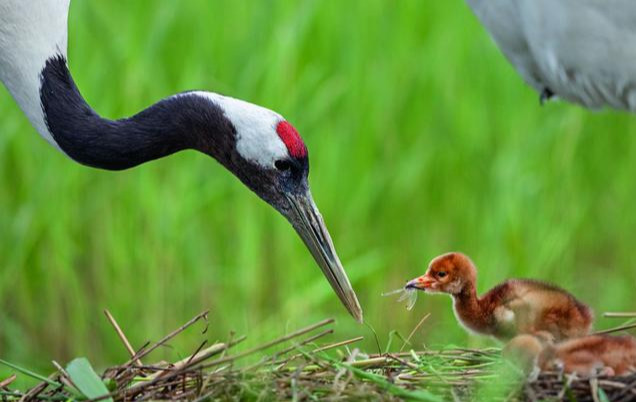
284 191 363 323
406 275 434 290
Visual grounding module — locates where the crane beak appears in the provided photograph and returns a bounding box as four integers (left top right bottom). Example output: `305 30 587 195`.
285 191 363 323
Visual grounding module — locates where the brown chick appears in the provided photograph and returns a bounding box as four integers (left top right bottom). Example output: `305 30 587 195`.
504 334 636 377
407 252 593 341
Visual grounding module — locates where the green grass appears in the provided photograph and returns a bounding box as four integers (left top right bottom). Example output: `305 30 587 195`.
1 0 636 377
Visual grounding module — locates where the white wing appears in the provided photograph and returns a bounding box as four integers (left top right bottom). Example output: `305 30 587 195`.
466 0 636 111
465 0 544 92
521 0 636 110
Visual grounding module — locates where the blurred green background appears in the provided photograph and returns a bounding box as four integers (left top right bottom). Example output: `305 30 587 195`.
1 0 636 374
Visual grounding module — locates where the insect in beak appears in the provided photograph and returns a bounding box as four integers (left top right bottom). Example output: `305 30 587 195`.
382 287 419 310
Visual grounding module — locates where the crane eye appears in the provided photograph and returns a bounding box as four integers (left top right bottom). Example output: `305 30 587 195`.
275 160 292 171
437 272 447 278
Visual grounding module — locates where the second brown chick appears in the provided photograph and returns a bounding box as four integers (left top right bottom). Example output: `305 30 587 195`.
505 334 636 377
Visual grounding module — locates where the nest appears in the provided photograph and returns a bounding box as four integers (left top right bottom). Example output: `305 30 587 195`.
1 312 636 401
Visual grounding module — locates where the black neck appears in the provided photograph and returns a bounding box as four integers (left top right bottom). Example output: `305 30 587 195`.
39 55 235 171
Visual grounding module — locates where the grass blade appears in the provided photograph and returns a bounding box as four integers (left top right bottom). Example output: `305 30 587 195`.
0 359 61 387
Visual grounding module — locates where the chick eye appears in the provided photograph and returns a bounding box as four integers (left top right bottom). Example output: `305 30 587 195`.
275 160 292 171
437 272 447 278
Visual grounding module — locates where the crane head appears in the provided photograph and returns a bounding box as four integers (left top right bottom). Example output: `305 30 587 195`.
192 92 363 323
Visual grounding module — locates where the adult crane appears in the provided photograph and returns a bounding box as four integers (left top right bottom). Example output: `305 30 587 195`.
0 0 363 322
465 0 636 111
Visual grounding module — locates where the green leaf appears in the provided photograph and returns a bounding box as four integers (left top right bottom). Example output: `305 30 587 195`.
66 358 112 402
598 388 611 402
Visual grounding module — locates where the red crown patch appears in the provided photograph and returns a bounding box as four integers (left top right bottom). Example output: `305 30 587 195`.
276 121 307 159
